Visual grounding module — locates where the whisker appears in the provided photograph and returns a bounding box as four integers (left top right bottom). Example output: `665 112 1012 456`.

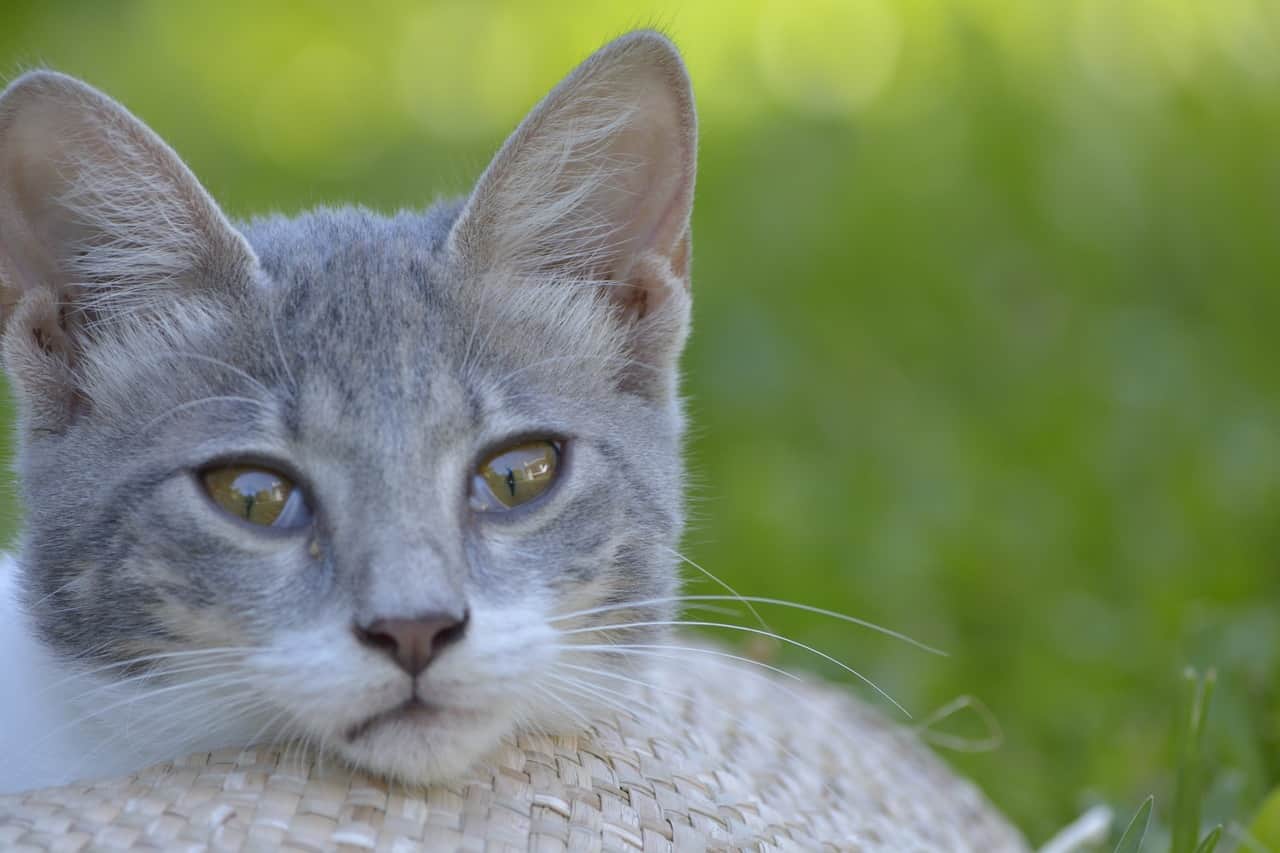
95 658 250 697
108 684 268 760
559 620 911 718
237 703 295 759
158 352 273 397
140 395 268 433
557 642 805 684
554 648 889 759
37 647 255 699
266 296 298 394
35 670 258 751
24 576 87 610
531 682 595 731
552 595 946 656
659 545 769 632
40 677 264 776
914 695 1004 753
542 673 651 724
493 352 661 388
544 670 844 801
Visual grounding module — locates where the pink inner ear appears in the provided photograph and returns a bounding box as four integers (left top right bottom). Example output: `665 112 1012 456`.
610 89 696 280
0 71 259 348
448 33 696 309
0 101 66 295
671 233 691 283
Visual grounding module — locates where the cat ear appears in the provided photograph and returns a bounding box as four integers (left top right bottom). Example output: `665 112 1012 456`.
448 31 697 384
0 71 257 427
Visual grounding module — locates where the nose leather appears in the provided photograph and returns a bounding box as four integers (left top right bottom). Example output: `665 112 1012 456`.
353 610 469 677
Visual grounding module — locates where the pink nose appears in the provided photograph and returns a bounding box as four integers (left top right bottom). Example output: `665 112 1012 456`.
353 611 469 677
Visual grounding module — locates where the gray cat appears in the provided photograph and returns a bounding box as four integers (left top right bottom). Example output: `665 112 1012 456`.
0 34 1040 851
0 30 694 793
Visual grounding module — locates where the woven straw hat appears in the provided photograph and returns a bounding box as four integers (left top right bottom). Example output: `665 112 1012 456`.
0 647 1026 851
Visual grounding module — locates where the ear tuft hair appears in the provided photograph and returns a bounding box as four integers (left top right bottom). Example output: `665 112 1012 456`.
0 70 257 428
0 70 256 337
447 31 697 398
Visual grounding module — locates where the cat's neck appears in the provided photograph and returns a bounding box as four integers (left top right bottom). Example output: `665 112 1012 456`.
0 554 107 792
0 554 269 794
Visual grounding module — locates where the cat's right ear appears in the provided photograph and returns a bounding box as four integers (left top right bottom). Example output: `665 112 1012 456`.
0 71 257 430
447 31 697 398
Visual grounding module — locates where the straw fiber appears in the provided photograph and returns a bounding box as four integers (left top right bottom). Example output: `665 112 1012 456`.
0 647 1027 851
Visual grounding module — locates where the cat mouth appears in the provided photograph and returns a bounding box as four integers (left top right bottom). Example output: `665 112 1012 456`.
344 697 446 742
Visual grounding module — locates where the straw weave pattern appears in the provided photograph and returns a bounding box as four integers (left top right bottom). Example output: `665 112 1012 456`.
0 649 1026 851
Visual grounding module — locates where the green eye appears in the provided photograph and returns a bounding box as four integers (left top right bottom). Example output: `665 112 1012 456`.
202 466 312 528
472 440 561 511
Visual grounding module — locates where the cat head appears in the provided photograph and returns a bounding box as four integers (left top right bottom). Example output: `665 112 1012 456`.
0 31 695 781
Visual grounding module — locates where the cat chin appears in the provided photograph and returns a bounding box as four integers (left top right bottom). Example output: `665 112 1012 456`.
329 704 515 785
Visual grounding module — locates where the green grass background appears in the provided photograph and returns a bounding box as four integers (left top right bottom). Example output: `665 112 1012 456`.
3 1 1279 843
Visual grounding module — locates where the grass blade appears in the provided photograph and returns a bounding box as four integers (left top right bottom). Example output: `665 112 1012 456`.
1192 825 1222 853
1172 668 1217 853
1113 796 1153 853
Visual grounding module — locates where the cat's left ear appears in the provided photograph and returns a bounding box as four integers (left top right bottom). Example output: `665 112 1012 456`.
448 31 697 386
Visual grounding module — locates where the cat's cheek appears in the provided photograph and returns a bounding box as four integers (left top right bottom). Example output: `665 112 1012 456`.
124 476 330 631
425 601 560 691
245 624 400 718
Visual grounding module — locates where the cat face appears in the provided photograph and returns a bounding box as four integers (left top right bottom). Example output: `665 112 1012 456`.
0 31 695 782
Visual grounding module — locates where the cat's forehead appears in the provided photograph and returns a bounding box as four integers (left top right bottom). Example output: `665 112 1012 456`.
244 207 463 376
234 206 601 437
246 206 459 320
239 205 626 418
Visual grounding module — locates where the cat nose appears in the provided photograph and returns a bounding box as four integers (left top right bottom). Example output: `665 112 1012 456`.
353 610 470 677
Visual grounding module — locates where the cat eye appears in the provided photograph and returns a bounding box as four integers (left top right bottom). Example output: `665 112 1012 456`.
471 440 561 512
202 466 313 529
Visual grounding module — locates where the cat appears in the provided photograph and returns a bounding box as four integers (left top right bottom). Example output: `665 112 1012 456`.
0 30 695 795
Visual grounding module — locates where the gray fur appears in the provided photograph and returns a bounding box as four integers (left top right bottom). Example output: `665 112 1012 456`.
0 31 695 785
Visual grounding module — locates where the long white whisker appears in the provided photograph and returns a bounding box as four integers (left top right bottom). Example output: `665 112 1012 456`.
266 296 298 393
25 576 86 610
659 545 769 632
493 352 660 388
141 395 267 433
159 352 273 397
558 642 806 686
237 703 295 759
50 659 250 709
552 595 946 656
531 682 595 731
33 670 259 752
37 647 254 699
38 648 257 701
111 681 267 754
544 669 843 801
555 650 885 756
543 673 649 723
67 686 268 778
914 695 1004 753
560 620 910 718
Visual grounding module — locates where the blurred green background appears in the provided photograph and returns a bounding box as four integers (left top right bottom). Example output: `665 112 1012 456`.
3 0 1279 843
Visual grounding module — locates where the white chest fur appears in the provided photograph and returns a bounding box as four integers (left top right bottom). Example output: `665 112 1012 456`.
0 555 262 795
0 554 100 793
